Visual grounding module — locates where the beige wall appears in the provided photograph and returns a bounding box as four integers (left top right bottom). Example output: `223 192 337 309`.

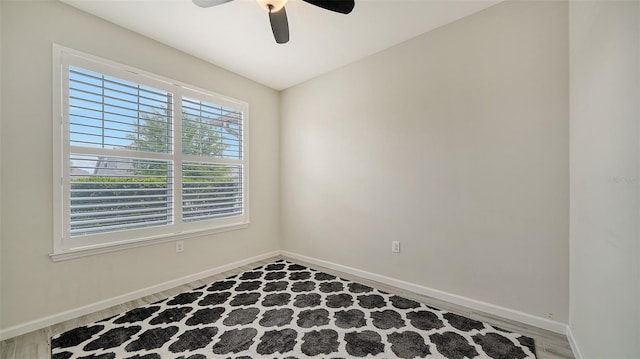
0 0 280 330
281 0 569 322
569 1 640 358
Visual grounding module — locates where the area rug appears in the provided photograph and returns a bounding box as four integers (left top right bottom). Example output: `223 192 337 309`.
51 260 536 359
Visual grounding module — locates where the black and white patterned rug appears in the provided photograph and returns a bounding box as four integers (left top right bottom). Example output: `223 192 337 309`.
51 260 536 359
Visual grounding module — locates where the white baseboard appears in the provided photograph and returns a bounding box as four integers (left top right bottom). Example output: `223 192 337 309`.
0 251 280 341
281 250 568 334
1 249 569 341
566 326 584 359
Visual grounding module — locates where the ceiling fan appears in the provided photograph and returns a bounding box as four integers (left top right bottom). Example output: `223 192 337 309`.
192 0 355 44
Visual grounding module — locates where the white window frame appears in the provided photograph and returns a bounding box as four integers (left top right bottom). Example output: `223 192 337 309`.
51 45 249 261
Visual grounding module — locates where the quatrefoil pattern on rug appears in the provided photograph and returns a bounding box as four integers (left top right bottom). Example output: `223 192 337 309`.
51 260 536 358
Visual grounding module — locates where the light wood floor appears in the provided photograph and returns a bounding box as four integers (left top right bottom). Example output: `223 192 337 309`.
0 255 575 359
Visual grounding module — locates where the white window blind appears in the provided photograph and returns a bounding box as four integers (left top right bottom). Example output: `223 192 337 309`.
53 47 249 259
68 67 174 236
70 156 173 236
68 67 173 153
182 162 243 222
181 97 243 159
180 97 244 222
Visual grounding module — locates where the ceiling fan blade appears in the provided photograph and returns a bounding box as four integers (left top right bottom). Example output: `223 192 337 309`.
192 0 233 8
268 6 290 44
302 0 354 14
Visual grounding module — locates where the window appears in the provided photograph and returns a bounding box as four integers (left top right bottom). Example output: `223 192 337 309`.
52 46 249 260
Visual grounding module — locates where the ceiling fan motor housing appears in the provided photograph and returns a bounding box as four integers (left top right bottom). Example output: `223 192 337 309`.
256 0 288 12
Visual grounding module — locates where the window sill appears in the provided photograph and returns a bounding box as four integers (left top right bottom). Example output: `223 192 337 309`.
50 222 249 262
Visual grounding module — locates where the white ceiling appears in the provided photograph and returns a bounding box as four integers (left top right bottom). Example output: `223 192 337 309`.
62 0 500 90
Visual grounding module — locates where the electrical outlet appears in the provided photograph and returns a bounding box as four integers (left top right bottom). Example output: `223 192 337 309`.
176 241 184 253
392 241 400 253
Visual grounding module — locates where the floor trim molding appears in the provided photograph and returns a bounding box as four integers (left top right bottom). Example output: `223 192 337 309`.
1 249 569 341
0 251 280 341
281 250 568 335
566 326 584 359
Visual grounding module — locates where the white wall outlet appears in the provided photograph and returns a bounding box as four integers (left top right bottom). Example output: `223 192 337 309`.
392 241 400 253
176 241 184 253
